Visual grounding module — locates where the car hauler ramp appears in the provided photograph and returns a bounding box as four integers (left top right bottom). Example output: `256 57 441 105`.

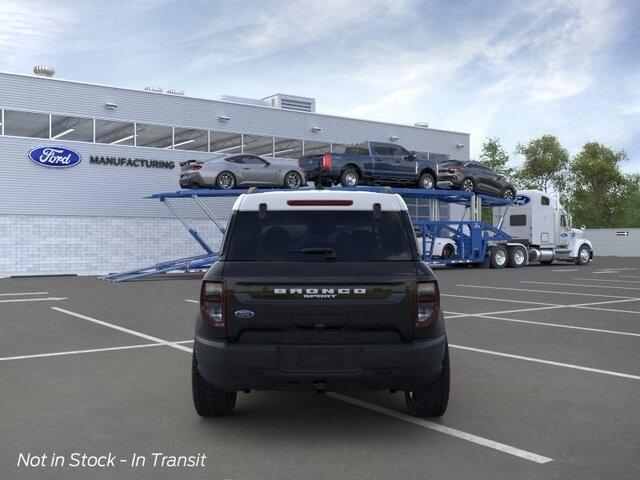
101 187 513 282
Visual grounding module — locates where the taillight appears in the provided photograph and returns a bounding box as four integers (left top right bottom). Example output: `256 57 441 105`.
191 164 202 170
200 281 225 329
415 281 440 329
322 153 332 170
448 167 459 173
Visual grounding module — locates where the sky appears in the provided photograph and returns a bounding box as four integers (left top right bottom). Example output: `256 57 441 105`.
1 0 639 171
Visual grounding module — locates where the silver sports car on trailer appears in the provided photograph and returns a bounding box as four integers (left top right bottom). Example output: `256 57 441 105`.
179 154 306 189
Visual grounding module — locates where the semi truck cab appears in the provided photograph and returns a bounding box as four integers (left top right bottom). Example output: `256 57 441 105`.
493 190 593 265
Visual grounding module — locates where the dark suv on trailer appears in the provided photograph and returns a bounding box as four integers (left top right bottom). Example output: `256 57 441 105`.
437 160 516 199
192 189 449 417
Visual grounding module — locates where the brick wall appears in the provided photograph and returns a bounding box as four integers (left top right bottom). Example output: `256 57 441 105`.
0 215 226 277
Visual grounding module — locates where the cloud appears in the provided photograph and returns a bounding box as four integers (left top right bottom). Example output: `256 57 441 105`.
0 0 76 69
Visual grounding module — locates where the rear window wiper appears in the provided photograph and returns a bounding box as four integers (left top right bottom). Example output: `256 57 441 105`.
288 247 336 260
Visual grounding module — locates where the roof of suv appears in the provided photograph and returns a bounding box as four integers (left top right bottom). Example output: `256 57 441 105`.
233 189 408 211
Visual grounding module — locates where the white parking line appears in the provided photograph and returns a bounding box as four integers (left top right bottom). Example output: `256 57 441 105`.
446 311 640 337
521 281 640 291
51 307 193 353
552 269 578 272
0 297 67 304
456 284 636 299
0 340 194 362
328 393 553 464
442 294 560 307
445 298 640 319
185 299 198 304
573 278 640 284
0 291 49 296
450 344 640 381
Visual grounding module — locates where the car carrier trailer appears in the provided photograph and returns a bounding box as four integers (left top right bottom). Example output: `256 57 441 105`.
101 186 592 282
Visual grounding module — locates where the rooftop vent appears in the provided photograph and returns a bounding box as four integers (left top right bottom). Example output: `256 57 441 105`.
414 122 429 128
167 88 184 96
218 95 270 107
33 65 55 77
144 85 163 93
263 93 316 113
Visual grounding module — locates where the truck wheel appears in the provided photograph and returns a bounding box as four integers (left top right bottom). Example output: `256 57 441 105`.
575 244 591 265
507 246 526 268
340 168 359 187
418 172 435 189
405 344 450 417
192 352 237 417
489 245 507 268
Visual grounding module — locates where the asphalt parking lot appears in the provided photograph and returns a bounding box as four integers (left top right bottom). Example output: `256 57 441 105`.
1 257 639 480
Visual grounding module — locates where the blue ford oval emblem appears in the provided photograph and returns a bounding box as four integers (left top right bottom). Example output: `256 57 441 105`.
513 195 530 206
28 146 82 168
234 310 255 319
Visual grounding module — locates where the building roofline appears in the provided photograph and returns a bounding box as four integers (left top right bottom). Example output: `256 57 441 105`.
0 71 469 137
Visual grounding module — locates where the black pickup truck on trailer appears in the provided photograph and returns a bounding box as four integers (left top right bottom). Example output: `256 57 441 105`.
298 141 440 189
192 188 450 417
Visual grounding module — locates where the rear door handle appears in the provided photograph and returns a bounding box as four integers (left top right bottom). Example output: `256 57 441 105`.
242 167 250 170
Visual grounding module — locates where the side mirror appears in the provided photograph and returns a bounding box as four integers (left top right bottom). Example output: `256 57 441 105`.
405 151 416 161
581 225 586 231
264 161 271 166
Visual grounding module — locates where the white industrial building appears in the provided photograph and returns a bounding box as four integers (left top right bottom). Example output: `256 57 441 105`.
0 68 471 276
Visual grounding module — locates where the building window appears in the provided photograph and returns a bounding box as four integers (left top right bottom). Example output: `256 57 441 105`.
4 110 49 138
95 119 134 145
303 140 330 156
331 143 348 154
135 123 173 148
210 131 242 154
173 127 208 151
243 134 274 156
274 138 303 158
51 114 93 142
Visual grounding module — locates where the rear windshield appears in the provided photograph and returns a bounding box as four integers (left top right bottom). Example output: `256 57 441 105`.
225 211 415 261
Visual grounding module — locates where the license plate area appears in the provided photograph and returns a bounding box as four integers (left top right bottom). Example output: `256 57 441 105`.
278 346 361 372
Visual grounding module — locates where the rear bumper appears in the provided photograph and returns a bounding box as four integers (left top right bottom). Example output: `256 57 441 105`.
194 335 447 392
436 174 463 189
179 172 205 188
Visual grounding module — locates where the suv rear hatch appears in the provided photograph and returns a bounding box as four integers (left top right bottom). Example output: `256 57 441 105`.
218 208 424 344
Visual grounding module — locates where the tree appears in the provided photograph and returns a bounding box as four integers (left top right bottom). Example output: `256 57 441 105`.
479 137 514 178
565 142 632 228
515 135 569 193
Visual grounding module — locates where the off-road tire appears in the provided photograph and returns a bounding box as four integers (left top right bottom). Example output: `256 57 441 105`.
192 353 237 417
405 344 450 417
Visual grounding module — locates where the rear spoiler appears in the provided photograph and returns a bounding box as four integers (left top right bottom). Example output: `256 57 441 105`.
179 160 203 167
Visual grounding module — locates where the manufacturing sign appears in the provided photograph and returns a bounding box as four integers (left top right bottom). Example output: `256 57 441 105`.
28 147 82 169
89 156 174 169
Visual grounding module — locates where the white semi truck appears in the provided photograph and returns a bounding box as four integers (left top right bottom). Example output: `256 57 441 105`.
492 189 593 266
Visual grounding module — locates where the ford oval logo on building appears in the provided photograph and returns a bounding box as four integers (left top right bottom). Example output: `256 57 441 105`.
28 146 82 169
